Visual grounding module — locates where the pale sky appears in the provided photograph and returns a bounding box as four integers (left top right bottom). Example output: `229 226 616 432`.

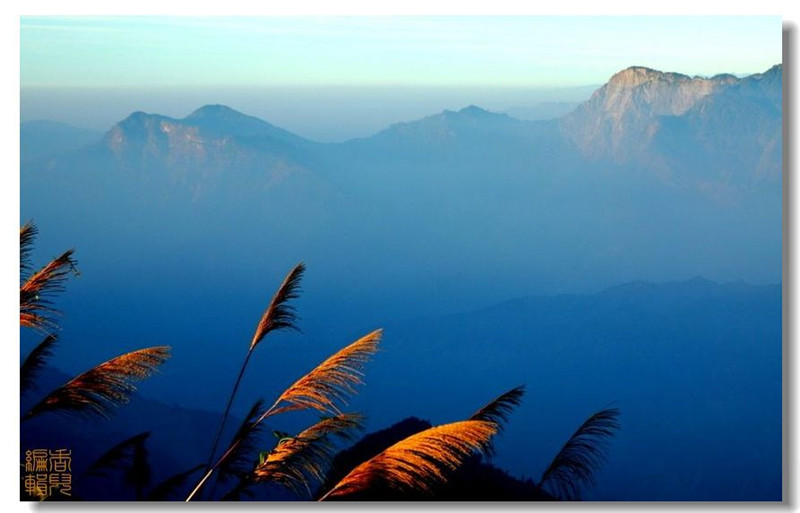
21 16 782 89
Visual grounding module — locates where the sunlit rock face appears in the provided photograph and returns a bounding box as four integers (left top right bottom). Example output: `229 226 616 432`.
560 65 781 198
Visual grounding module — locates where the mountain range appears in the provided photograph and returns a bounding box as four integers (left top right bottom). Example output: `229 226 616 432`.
19 65 783 500
21 64 782 322
23 64 781 194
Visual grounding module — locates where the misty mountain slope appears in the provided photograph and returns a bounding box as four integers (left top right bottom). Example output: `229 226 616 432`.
182 104 315 144
21 120 103 161
24 105 328 202
652 65 782 196
321 106 582 265
351 277 780 500
503 101 580 121
101 105 325 190
330 105 574 184
560 66 737 160
20 105 348 292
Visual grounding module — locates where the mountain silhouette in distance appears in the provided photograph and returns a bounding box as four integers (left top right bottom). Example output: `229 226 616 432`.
21 120 103 161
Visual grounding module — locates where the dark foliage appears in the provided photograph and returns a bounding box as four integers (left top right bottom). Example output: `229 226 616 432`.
469 385 525 456
214 398 267 487
145 464 204 501
21 334 58 395
85 432 152 500
20 221 37 279
537 407 621 500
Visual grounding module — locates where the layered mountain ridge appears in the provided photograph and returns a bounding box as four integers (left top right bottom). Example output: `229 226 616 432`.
21 64 783 312
24 64 781 200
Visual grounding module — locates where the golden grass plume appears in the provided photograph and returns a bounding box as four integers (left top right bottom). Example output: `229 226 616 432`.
269 329 381 417
186 331 379 501
320 419 497 500
250 262 305 350
20 221 37 278
23 346 171 421
20 248 77 332
205 262 305 481
253 413 363 496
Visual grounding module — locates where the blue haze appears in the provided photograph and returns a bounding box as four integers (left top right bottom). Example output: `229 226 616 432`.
20 65 782 500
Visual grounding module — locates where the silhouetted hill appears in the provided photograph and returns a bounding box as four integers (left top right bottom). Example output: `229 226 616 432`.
356 277 780 501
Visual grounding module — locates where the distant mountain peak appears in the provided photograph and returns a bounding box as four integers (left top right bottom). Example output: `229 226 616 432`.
436 105 506 119
435 105 515 124
458 105 491 116
749 63 783 82
112 111 175 135
608 66 690 88
119 110 159 124
370 104 519 143
186 104 249 120
179 104 313 145
607 66 741 90
98 103 316 175
560 64 781 166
